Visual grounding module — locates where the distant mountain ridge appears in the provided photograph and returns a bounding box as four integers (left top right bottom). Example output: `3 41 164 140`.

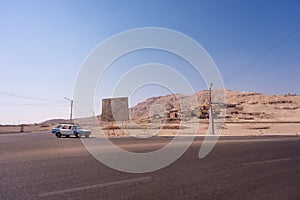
41 90 300 125
129 90 300 122
41 118 70 125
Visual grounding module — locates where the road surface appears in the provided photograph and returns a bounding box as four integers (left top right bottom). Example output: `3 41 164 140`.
1 131 300 200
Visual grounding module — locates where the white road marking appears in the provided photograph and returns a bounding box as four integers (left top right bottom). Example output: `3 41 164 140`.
38 176 152 197
242 157 298 166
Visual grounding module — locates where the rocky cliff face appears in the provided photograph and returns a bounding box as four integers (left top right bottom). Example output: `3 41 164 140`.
129 90 300 122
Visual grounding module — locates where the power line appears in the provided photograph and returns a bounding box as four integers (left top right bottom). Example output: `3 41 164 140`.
0 103 67 106
227 26 300 82
0 91 66 104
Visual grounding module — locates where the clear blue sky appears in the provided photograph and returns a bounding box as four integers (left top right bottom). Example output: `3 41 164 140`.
0 0 299 124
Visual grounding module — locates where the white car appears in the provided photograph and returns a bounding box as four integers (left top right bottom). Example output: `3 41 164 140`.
51 124 91 138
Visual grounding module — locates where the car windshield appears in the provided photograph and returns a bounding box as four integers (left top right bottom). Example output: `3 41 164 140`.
55 125 63 128
73 126 82 130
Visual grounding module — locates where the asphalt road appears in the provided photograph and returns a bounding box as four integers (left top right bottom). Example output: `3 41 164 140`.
1 131 300 200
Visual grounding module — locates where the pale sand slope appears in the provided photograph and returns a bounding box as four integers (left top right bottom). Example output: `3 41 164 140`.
95 120 300 137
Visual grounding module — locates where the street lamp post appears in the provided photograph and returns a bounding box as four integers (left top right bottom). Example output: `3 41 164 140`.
64 97 73 124
209 83 215 135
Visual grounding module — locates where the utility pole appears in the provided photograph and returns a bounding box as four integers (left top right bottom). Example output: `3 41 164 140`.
209 83 215 135
64 97 73 124
93 111 95 132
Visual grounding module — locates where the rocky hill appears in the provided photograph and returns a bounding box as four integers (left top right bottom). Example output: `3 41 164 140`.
129 90 300 122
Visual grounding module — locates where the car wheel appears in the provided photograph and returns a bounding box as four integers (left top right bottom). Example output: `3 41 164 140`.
76 133 81 138
56 132 61 138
